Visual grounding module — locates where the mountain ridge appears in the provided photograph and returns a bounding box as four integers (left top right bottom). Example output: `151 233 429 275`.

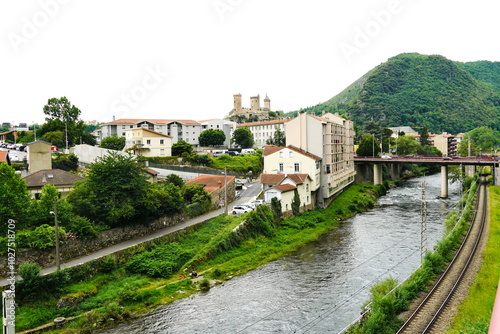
293 53 500 134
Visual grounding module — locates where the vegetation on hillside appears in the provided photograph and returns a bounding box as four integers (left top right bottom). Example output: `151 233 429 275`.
289 53 500 134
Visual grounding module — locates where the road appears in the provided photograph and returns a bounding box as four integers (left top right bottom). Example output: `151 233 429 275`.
0 179 262 286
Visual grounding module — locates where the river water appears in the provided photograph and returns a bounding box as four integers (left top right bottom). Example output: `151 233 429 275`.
99 173 460 334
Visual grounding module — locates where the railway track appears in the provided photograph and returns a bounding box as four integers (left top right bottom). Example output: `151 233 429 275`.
397 177 487 334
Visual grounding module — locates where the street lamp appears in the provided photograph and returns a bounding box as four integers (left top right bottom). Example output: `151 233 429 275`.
49 197 61 271
12 122 16 145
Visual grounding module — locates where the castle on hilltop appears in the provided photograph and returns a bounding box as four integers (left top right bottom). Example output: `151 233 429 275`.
227 93 272 122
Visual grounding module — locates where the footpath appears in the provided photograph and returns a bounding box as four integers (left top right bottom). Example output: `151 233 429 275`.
0 181 261 287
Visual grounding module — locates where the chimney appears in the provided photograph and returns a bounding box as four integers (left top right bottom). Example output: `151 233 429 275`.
42 173 47 182
113 115 115 121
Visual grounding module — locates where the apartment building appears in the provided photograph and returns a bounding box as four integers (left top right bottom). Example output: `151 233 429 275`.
99 118 236 149
285 112 356 207
236 119 290 148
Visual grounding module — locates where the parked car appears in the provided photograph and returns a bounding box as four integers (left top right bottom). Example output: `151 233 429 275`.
251 199 264 207
240 204 255 211
231 206 252 215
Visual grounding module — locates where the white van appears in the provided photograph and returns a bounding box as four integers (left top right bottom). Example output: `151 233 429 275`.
213 150 228 157
240 148 256 155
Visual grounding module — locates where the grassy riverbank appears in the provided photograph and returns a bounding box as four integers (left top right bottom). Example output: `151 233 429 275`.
347 176 479 334
445 185 500 333
15 182 389 333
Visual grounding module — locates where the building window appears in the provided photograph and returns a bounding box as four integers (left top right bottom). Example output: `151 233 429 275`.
130 125 133 128
122 132 125 136
306 184 309 192
147 139 151 145
122 126 125 129
279 151 283 158
294 163 300 173
279 163 284 173
160 149 165 155
289 151 293 158
160 139 164 145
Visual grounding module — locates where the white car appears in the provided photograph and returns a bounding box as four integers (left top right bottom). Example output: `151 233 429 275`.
251 199 264 207
240 204 255 211
231 206 252 215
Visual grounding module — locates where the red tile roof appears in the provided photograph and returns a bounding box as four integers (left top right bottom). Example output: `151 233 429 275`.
262 145 321 161
236 119 291 127
260 173 287 185
272 184 296 192
260 173 310 186
133 127 173 138
0 151 10 164
146 168 159 176
185 174 236 194
103 119 201 125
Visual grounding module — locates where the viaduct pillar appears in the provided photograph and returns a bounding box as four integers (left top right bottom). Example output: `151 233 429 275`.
465 165 476 177
374 163 383 185
441 165 448 199
389 163 401 181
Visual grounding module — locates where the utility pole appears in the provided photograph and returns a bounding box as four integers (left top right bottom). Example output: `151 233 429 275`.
65 122 68 152
468 135 471 157
33 121 36 141
224 167 228 215
420 175 427 264
372 134 374 157
53 198 61 270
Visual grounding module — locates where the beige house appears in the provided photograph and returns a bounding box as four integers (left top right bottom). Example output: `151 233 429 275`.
262 173 313 216
24 169 85 199
27 140 52 174
285 112 356 207
125 127 172 157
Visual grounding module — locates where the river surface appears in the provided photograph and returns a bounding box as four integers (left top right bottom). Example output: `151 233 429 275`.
99 174 460 334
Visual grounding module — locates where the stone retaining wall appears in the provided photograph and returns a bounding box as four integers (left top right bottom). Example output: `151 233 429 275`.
0 213 185 277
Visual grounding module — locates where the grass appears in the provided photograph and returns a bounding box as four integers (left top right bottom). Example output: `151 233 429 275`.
446 185 500 333
14 182 385 333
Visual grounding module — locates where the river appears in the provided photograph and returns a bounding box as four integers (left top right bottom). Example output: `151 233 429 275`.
98 173 460 334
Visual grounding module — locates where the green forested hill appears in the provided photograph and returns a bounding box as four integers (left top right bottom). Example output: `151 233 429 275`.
294 53 500 134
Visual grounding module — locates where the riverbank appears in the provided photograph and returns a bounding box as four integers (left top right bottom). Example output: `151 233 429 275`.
445 185 500 333
14 182 390 333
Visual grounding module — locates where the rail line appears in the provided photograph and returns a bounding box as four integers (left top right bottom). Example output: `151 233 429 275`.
396 177 487 334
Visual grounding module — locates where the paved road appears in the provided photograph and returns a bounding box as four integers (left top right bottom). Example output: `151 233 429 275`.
0 180 262 286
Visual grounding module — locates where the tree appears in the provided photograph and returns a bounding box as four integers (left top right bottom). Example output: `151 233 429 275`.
42 131 64 148
126 144 150 156
458 138 478 156
291 189 301 217
67 152 149 227
41 97 95 147
232 126 254 148
100 133 126 150
363 121 381 137
271 197 282 222
393 135 420 156
0 162 32 232
356 134 380 157
266 126 286 146
172 140 193 156
52 153 79 172
420 126 430 146
198 129 225 147
164 174 184 188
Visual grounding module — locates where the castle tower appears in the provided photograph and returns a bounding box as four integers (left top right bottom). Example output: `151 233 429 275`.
233 93 242 112
264 93 271 111
250 94 260 111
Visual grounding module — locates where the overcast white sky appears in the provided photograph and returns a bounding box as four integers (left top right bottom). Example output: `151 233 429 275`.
2 0 499 125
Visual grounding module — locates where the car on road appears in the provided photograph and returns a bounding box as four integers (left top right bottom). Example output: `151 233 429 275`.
251 199 264 207
443 156 453 160
381 155 392 159
231 206 252 215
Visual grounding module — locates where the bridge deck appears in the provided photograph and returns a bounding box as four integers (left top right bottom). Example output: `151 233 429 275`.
354 156 498 166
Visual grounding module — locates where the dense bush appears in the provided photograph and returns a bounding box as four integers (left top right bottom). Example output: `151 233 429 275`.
125 243 194 278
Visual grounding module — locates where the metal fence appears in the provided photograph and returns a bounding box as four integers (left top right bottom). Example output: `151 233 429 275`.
145 162 253 178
